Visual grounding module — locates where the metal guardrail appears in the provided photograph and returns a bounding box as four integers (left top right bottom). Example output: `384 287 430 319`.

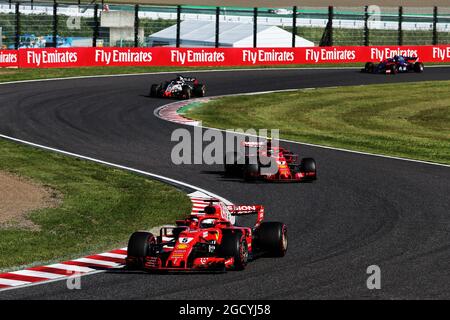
1 2 449 49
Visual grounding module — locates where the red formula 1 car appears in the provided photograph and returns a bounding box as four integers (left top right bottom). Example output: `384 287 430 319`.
149 75 206 99
125 200 287 272
362 55 424 74
224 141 317 182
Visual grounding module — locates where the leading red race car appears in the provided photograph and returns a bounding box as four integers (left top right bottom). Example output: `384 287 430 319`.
224 140 317 182
125 199 287 272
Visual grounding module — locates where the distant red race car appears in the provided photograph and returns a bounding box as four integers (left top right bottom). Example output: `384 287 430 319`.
125 199 287 272
362 55 424 74
224 140 317 182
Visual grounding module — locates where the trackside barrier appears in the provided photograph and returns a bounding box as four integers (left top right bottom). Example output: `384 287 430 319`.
1 46 450 68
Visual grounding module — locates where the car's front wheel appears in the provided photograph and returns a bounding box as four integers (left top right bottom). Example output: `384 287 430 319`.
300 157 317 180
149 84 160 97
414 62 424 73
126 231 155 269
219 230 248 270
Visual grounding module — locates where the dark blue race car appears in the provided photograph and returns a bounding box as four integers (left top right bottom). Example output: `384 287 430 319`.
362 55 424 74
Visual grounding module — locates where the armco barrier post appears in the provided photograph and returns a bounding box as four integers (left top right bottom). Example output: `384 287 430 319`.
364 5 369 46
398 6 403 46
134 4 139 47
253 7 257 48
433 6 438 45
328 6 333 46
176 5 181 48
93 4 99 47
15 2 20 50
52 0 58 48
292 6 297 47
215 6 220 48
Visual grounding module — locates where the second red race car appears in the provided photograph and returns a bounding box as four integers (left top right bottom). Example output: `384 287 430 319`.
224 140 317 182
125 199 287 272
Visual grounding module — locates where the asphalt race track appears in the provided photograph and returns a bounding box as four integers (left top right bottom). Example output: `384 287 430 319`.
1 67 450 299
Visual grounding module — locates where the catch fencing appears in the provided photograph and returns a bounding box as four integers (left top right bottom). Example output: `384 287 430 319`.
1 2 450 50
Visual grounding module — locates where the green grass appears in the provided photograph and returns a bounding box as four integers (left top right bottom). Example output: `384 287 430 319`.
0 138 191 271
185 81 450 165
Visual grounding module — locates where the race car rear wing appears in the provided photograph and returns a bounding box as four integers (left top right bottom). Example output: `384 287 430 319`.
178 75 197 83
227 205 265 227
241 141 266 148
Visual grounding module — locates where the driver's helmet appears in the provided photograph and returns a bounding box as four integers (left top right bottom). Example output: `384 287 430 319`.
175 75 183 82
187 217 199 229
200 218 217 229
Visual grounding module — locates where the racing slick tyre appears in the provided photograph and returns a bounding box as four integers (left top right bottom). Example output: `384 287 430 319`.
219 230 248 270
364 62 374 73
126 231 156 269
254 222 288 257
300 157 317 180
414 62 424 73
243 162 260 181
224 152 243 176
149 84 160 97
193 84 206 97
180 86 192 100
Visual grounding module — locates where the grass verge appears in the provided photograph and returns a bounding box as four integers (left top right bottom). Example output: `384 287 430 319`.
185 81 450 165
0 138 191 271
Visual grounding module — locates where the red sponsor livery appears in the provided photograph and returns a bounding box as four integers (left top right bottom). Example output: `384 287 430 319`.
125 199 287 272
0 50 19 67
224 140 317 183
2 45 449 69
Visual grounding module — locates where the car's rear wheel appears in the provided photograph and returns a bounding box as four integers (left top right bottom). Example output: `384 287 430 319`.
126 231 155 269
365 62 374 73
414 62 424 73
194 84 206 97
300 157 317 180
243 162 260 181
149 84 160 97
255 222 288 257
219 230 248 270
224 152 243 176
180 86 192 100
